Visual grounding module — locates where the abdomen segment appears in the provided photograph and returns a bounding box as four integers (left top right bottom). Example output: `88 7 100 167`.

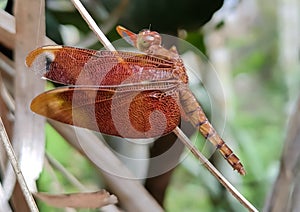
179 87 246 175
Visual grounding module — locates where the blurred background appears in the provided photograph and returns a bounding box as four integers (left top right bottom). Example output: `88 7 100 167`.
1 0 300 211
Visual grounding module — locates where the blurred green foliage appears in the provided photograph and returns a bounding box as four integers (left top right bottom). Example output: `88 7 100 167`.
37 124 103 211
0 0 8 9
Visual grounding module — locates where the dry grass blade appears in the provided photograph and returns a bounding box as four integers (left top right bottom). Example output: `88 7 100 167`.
0 117 38 212
14 0 46 192
34 190 118 209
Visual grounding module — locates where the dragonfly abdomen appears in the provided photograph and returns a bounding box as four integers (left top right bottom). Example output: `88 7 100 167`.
199 121 246 175
179 87 246 175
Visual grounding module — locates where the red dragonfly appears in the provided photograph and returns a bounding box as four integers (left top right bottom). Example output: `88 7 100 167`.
26 26 245 175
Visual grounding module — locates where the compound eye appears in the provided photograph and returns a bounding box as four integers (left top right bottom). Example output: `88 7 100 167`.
142 35 155 47
149 32 162 46
137 31 162 51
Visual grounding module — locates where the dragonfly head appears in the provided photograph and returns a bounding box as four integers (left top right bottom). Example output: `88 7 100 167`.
136 29 162 52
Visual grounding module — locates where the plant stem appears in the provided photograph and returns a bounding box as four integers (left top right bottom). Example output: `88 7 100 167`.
70 0 116 51
0 118 38 212
173 126 258 212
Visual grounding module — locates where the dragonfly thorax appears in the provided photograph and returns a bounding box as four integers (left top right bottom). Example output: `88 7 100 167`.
172 60 188 84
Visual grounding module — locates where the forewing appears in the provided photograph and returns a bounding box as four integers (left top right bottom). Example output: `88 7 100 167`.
31 84 181 138
116 25 137 47
26 45 176 86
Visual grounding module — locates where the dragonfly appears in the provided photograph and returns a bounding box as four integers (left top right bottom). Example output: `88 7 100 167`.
26 26 245 175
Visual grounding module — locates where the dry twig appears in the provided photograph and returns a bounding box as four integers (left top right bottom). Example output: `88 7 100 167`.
174 127 258 211
0 118 38 212
70 0 115 51
45 152 86 191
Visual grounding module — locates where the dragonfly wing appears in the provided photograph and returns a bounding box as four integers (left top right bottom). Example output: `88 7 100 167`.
26 45 176 86
31 85 181 138
116 25 137 47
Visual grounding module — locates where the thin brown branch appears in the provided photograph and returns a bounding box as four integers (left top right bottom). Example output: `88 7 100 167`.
34 190 117 209
0 118 38 212
102 0 128 32
70 0 116 51
45 152 86 191
173 127 258 212
76 0 129 48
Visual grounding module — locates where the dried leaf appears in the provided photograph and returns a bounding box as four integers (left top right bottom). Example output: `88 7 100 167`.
34 190 118 209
